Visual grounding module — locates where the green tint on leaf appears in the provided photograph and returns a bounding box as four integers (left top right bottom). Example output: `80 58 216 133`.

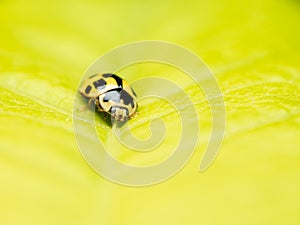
0 0 300 225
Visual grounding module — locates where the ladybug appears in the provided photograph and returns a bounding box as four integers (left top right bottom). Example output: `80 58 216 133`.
79 73 138 122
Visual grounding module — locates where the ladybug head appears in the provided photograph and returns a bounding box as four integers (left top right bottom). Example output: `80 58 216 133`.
110 106 129 122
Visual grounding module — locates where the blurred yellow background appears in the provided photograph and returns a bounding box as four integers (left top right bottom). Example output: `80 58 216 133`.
0 0 300 225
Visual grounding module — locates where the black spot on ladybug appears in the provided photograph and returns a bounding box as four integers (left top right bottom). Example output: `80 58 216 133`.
111 74 123 88
93 79 106 89
120 90 134 107
103 73 114 78
103 74 125 88
85 85 92 94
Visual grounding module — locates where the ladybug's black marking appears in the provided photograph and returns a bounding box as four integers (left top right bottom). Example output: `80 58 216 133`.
102 73 123 87
85 85 92 94
111 74 123 88
120 90 135 107
93 79 106 89
103 73 114 78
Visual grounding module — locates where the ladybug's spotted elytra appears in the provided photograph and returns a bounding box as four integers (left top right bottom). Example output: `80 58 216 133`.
79 73 138 122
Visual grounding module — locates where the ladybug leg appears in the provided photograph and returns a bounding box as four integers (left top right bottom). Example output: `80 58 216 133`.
130 111 138 119
77 104 90 111
103 113 108 120
77 97 98 111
